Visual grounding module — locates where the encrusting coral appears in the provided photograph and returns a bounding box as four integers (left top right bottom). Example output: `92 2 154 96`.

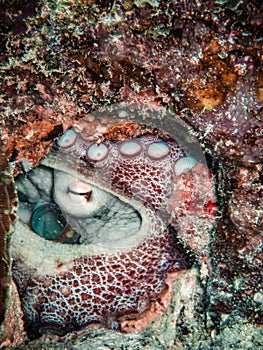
0 0 262 348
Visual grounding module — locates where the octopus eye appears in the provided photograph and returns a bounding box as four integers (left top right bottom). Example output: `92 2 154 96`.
13 165 144 247
87 143 108 161
67 181 93 202
53 170 113 218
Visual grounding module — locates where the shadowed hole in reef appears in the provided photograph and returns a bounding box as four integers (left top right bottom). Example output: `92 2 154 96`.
0 0 40 35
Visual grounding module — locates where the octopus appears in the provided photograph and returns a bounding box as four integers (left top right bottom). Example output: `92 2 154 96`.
9 104 216 340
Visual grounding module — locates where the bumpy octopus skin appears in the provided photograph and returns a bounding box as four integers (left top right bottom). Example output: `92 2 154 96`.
11 122 215 338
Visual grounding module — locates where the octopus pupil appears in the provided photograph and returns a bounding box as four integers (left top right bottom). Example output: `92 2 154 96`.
67 189 92 201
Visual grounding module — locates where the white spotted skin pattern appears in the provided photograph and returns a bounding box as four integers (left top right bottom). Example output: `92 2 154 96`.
68 134 185 212
13 225 187 335
12 131 190 337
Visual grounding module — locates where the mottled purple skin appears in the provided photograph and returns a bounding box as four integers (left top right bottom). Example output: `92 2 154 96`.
13 229 187 337
12 132 192 338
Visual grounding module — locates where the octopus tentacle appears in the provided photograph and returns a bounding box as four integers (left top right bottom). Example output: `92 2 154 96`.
11 108 216 339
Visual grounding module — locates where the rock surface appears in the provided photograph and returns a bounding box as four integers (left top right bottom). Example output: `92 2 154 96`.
0 0 262 349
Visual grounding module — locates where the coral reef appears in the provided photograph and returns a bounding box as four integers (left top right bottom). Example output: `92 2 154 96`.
0 0 262 348
0 141 17 327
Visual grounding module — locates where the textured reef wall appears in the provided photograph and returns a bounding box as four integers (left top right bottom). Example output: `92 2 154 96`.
0 0 262 349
